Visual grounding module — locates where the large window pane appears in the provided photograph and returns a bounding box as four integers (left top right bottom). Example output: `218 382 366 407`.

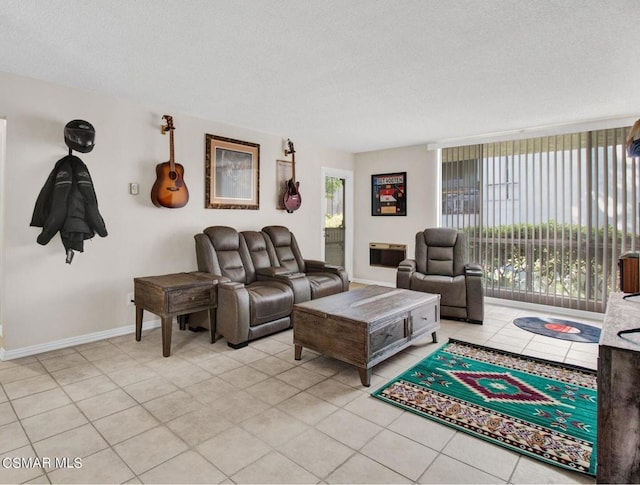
442 127 639 312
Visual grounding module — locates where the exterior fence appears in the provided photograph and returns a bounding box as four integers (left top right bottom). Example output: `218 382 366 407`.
467 224 636 313
324 227 345 267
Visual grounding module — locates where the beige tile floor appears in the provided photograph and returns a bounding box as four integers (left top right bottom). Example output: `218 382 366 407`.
0 299 601 484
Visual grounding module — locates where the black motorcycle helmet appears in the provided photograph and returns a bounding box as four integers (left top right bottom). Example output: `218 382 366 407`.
64 119 95 153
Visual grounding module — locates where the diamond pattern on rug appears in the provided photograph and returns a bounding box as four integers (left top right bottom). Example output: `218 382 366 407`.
448 370 560 405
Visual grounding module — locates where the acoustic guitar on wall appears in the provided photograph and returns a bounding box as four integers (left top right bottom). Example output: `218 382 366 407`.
283 139 301 213
151 114 189 208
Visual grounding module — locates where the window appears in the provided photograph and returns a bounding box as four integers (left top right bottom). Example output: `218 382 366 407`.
442 127 639 312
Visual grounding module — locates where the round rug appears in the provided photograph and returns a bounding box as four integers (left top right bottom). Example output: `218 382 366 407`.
513 316 601 343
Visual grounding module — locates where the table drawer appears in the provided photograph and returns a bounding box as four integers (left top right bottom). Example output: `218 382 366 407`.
411 303 439 335
370 318 408 356
168 287 214 313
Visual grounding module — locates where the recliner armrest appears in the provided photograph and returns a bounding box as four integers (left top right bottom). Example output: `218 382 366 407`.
282 272 311 303
397 259 416 272
256 266 292 278
258 270 310 303
191 271 231 284
304 259 329 271
217 281 250 347
219 281 245 291
324 264 343 272
277 272 307 281
464 263 484 323
464 263 483 278
305 259 345 274
396 259 416 289
304 259 349 292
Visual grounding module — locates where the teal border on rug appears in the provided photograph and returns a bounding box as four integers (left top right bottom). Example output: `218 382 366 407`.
371 338 597 476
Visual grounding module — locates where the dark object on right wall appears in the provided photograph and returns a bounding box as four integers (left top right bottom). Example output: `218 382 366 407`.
396 228 484 323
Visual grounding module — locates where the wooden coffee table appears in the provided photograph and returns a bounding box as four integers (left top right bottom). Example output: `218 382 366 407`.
293 285 440 386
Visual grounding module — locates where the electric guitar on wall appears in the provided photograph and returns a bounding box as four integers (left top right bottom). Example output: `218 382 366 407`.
151 115 189 208
283 139 301 213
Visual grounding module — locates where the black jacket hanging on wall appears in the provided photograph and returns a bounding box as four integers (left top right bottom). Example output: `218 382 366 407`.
31 154 108 262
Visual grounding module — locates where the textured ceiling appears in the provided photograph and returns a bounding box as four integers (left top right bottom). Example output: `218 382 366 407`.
2 0 640 152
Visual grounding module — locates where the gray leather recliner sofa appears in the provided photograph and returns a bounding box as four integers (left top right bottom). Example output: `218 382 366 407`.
396 228 484 323
194 226 298 348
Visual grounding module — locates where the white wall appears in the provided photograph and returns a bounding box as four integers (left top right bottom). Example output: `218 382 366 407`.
354 145 439 285
0 72 354 354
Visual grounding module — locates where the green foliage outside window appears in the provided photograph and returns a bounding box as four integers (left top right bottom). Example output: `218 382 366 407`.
462 221 634 307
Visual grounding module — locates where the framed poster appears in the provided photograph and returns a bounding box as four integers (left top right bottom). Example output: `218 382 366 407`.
205 134 260 209
275 159 292 210
371 172 407 216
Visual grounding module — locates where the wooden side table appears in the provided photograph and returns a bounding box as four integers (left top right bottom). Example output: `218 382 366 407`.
134 272 218 357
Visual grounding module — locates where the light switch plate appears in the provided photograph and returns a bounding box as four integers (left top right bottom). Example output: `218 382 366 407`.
129 183 139 195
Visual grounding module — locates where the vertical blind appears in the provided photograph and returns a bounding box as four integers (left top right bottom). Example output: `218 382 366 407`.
442 127 638 312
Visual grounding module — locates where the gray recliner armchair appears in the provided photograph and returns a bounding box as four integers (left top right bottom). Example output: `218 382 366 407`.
194 226 296 348
397 228 484 323
262 225 349 299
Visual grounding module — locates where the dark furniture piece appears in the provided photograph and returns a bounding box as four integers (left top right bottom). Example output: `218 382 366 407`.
262 225 349 299
293 285 440 386
134 272 217 357
597 292 640 483
194 226 299 348
397 228 483 323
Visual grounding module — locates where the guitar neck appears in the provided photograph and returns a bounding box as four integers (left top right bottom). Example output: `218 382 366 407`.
169 129 175 170
286 139 296 182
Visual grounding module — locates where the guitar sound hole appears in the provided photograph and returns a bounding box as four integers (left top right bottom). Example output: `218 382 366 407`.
167 171 182 188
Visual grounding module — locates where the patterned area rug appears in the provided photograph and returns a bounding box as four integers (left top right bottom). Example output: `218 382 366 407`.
372 339 597 476
513 316 601 343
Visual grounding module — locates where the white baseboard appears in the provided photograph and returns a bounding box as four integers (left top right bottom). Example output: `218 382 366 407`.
0 319 161 361
485 296 603 322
